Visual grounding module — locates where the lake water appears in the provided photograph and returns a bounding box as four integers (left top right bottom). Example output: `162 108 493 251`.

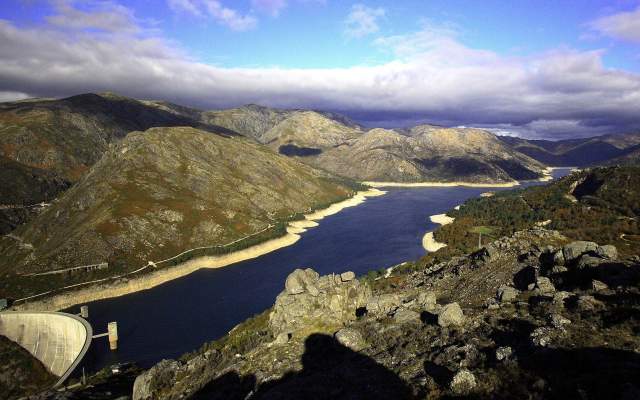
77 169 572 372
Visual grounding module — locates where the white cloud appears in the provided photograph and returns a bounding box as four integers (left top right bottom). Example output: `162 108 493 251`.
168 0 203 17
47 0 140 33
167 0 257 31
1 4 640 139
204 1 257 31
344 4 385 38
589 6 640 43
0 91 30 102
252 0 287 17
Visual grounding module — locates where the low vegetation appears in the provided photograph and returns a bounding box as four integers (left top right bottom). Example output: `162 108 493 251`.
420 166 640 267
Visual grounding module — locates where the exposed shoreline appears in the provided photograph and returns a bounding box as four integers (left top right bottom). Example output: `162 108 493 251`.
419 166 562 253
363 166 559 188
362 180 519 188
14 189 386 312
422 213 456 252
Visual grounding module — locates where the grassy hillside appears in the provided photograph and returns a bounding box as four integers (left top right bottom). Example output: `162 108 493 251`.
0 126 358 300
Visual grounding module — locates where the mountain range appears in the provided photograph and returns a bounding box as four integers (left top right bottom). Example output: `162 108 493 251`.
1 92 639 300
499 132 640 167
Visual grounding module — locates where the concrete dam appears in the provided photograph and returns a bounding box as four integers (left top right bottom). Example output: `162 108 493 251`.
0 311 93 387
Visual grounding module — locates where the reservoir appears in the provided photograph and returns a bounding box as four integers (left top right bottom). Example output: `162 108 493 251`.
78 169 572 372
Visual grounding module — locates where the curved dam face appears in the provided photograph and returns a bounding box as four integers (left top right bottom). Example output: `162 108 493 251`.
0 312 92 387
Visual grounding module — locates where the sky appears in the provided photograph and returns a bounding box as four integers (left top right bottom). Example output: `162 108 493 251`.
1 0 640 139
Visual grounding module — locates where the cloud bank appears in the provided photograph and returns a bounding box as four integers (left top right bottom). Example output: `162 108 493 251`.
589 6 640 43
1 2 639 139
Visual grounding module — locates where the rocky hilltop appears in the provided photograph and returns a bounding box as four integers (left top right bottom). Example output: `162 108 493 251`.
0 126 356 299
234 110 547 183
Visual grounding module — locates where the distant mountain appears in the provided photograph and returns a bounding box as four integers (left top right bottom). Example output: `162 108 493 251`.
210 109 547 183
200 104 362 143
0 126 355 298
499 132 640 166
602 144 640 166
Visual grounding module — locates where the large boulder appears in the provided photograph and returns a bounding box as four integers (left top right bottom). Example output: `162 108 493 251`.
270 268 371 335
596 245 618 260
576 255 605 270
416 291 438 312
450 369 477 395
366 293 402 316
438 303 465 328
562 241 598 263
285 268 320 295
334 327 366 351
393 308 421 324
497 286 519 303
133 360 181 400
535 277 556 296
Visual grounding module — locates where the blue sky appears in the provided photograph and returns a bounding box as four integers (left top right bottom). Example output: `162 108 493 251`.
1 0 640 138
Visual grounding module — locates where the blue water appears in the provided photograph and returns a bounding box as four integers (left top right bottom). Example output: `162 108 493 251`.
76 169 572 372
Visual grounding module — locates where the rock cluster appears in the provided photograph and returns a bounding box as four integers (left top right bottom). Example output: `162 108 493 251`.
269 268 371 336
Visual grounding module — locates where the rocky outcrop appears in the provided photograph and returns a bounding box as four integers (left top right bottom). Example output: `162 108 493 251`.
133 360 181 400
437 303 465 327
269 268 371 336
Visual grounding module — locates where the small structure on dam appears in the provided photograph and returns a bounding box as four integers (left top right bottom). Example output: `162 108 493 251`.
0 311 93 387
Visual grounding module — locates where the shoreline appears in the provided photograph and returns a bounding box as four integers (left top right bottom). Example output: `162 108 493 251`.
362 180 519 188
363 166 561 188
13 188 386 312
422 213 456 252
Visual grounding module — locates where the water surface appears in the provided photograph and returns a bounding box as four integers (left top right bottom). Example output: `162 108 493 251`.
78 169 572 372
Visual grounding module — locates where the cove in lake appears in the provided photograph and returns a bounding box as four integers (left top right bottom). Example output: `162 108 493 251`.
77 169 572 373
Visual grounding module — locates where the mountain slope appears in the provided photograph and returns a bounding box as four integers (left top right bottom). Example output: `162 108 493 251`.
0 126 356 298
0 92 226 183
603 144 640 166
259 113 546 183
0 156 71 234
500 132 640 167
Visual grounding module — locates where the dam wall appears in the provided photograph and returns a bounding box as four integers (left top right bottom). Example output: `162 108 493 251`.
0 311 92 387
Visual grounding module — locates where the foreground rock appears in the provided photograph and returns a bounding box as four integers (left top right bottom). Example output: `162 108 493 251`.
270 268 371 336
111 230 640 400
437 303 465 327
